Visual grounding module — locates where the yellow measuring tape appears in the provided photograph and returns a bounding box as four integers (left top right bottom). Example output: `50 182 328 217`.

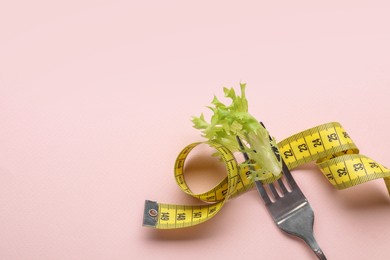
143 122 390 229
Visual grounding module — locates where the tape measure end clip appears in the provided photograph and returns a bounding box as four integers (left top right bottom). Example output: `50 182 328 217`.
143 200 158 227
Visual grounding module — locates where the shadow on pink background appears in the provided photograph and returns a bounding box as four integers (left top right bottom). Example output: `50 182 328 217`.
1 1 390 259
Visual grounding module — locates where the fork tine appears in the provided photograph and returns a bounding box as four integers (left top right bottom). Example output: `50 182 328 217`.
281 160 299 189
255 181 272 205
277 178 288 194
236 136 251 162
268 183 280 199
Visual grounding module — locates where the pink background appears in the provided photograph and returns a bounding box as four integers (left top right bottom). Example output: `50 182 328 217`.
1 1 390 259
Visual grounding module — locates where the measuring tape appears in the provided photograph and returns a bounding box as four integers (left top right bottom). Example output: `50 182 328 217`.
143 122 390 229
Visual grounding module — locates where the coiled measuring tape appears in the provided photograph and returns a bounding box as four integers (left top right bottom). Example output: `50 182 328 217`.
143 122 390 229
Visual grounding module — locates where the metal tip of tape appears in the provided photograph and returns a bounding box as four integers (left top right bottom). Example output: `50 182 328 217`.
142 200 158 227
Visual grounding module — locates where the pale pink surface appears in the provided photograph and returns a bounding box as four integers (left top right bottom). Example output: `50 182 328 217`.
1 1 390 259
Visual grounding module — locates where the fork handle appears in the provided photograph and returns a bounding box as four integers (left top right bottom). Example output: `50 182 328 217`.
304 236 327 260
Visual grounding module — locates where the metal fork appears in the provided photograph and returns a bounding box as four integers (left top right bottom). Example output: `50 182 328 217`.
255 161 327 259
237 132 326 259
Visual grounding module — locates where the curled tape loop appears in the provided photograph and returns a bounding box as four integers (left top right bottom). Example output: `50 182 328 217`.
143 122 390 229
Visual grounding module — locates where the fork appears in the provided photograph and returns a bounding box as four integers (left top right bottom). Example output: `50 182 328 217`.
237 135 327 259
255 160 327 259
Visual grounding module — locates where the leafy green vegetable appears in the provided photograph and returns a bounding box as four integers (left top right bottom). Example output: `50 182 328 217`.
192 83 282 181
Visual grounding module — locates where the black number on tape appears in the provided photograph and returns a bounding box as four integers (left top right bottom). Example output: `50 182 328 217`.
353 163 364 171
337 167 347 177
328 133 338 142
312 138 322 147
298 144 308 152
161 212 170 221
284 149 293 159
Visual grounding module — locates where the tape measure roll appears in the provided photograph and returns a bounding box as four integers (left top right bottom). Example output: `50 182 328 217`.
143 122 390 229
144 141 240 229
277 122 390 191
